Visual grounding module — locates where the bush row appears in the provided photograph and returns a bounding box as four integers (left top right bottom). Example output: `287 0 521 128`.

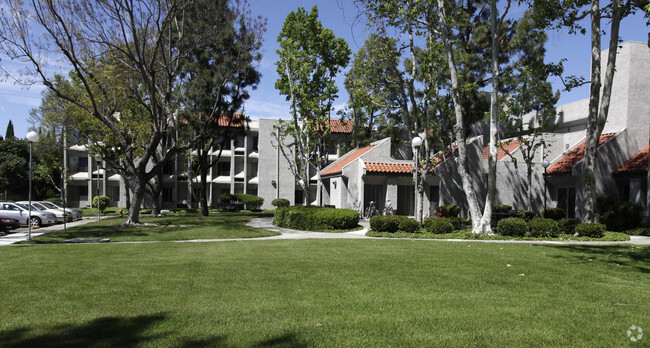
497 217 605 238
218 193 264 210
370 216 469 234
274 206 359 231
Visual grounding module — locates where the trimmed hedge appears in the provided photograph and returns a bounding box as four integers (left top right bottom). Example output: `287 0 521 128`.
518 210 534 221
575 223 605 238
542 208 565 221
446 216 466 230
92 195 111 212
558 219 579 235
423 218 453 234
494 205 512 212
235 193 263 210
370 215 417 233
497 217 528 237
271 198 290 208
438 205 461 218
528 218 560 238
218 193 236 204
274 206 359 231
600 200 643 232
398 218 421 233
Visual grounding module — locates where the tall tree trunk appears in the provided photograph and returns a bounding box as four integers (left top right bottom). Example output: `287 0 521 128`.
124 175 146 225
582 0 621 222
437 0 483 232
479 0 500 235
199 147 210 216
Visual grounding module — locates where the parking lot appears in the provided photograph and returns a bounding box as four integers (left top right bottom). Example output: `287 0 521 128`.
0 218 96 246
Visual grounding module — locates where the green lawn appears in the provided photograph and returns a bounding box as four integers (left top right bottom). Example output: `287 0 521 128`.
1 240 647 347
23 211 279 243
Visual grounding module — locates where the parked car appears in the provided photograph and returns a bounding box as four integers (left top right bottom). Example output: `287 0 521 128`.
17 201 73 223
0 202 57 227
0 215 21 232
38 201 83 221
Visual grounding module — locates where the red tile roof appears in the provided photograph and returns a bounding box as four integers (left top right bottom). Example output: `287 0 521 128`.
216 113 246 127
547 133 616 174
321 144 376 176
365 162 413 174
483 140 521 161
325 119 353 134
614 145 649 174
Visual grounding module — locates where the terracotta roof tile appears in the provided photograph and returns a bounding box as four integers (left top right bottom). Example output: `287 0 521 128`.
615 145 649 173
321 144 376 176
325 119 353 133
365 162 413 174
547 133 616 174
483 140 522 161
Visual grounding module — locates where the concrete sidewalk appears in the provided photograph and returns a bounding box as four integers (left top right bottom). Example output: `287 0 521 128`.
0 217 99 246
2 216 649 246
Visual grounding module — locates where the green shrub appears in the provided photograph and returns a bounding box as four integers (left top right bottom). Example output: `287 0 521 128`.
218 193 236 204
528 218 560 238
423 218 453 234
235 193 264 210
92 195 110 212
446 216 465 230
600 200 643 232
596 194 619 215
558 219 579 235
271 198 290 207
398 218 421 233
575 223 606 238
140 209 152 215
369 215 411 233
45 197 63 205
273 206 359 231
494 205 512 213
497 217 528 237
542 208 565 221
518 210 535 221
438 205 461 218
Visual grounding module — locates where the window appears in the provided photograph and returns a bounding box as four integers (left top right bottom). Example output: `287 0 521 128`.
162 187 174 202
78 156 88 172
557 187 576 218
217 162 230 176
295 190 304 205
252 136 259 151
162 160 175 175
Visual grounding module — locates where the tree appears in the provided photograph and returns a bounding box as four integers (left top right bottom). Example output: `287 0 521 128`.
0 0 263 224
527 0 645 222
178 0 264 217
274 6 351 207
5 120 15 139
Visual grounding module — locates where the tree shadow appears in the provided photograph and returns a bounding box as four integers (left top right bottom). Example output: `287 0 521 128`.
535 244 650 274
253 332 310 348
0 313 221 348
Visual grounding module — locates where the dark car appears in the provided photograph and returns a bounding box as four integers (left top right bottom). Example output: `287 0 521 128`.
0 215 21 232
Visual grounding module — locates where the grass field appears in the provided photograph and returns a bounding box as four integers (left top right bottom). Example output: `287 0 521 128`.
1 239 648 347
22 211 279 243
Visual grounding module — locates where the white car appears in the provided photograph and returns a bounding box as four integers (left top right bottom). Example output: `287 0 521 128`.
39 201 83 221
18 201 73 223
0 202 57 227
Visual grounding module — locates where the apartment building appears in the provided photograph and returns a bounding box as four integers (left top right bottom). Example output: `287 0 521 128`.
65 118 353 210
321 41 650 220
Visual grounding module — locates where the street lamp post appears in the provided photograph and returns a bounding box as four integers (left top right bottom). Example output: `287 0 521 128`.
26 131 40 240
541 159 550 215
412 136 422 222
95 154 102 221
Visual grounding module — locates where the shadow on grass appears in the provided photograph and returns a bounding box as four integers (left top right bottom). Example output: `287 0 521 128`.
0 314 308 347
535 244 650 274
253 333 310 348
0 313 219 347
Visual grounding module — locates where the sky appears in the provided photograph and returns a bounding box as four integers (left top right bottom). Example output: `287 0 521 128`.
0 0 648 139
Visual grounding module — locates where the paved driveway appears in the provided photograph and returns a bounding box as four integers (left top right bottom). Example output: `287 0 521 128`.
0 218 97 246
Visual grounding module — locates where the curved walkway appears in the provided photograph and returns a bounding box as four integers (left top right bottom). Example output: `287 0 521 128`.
244 217 650 245
2 217 650 245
